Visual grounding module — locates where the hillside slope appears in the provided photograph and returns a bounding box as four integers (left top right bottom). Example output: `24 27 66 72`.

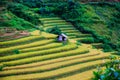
0 11 35 30
0 30 111 80
0 1 119 79
48 2 120 51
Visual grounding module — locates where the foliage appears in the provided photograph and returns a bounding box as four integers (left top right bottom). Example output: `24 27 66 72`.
0 28 6 35
92 55 120 80
0 11 35 30
7 3 41 25
13 0 44 8
0 65 4 71
76 40 82 46
89 2 120 51
8 17 35 30
80 37 95 44
13 49 20 54
0 0 7 5
51 2 120 51
46 26 62 35
107 3 120 29
39 6 55 17
103 44 113 52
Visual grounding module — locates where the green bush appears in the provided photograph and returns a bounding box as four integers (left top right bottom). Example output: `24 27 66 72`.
0 0 6 5
46 26 62 35
13 0 43 8
39 6 55 17
13 49 20 54
103 44 113 52
0 10 35 30
76 40 82 46
78 37 94 44
92 55 120 80
0 64 5 71
8 17 35 30
51 2 120 52
7 3 40 25
0 66 3 71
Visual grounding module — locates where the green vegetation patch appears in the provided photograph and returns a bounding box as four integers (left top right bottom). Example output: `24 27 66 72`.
7 2 41 25
0 11 35 30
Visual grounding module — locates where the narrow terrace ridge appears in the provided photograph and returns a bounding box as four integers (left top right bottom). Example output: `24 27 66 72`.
0 36 44 48
0 53 109 76
57 68 97 80
0 59 110 80
1 47 88 67
0 39 54 54
3 52 99 70
0 44 77 62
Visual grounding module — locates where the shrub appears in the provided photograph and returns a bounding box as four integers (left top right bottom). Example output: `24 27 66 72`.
39 6 55 16
78 37 94 44
0 0 7 5
53 2 68 15
92 55 120 80
0 28 6 35
7 3 40 25
76 40 82 46
13 0 44 8
46 26 62 35
0 65 3 71
13 49 20 54
103 44 113 52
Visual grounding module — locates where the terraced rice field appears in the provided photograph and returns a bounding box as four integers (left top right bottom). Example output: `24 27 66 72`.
40 17 100 44
0 17 111 80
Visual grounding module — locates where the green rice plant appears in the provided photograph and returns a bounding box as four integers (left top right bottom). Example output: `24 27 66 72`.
76 34 92 38
40 17 61 21
66 33 78 36
43 20 65 24
92 43 103 49
44 23 70 27
60 28 75 31
0 44 77 62
58 24 73 27
1 47 88 66
62 30 79 33
78 37 94 44
43 19 68 24
45 25 74 31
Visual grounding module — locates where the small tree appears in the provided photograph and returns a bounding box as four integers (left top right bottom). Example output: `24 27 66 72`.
46 26 62 35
